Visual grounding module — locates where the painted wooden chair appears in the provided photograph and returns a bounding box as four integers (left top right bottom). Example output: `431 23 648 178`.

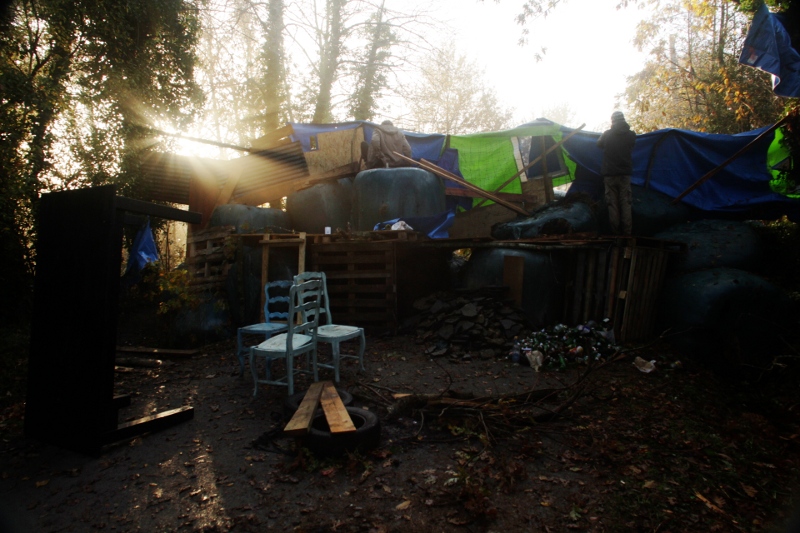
236 279 291 375
293 271 366 383
249 278 323 396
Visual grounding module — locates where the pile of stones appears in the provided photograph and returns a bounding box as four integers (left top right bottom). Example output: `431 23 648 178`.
402 288 532 360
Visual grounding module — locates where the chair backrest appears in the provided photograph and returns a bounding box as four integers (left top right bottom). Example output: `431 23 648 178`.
285 278 323 346
264 279 292 323
293 271 332 325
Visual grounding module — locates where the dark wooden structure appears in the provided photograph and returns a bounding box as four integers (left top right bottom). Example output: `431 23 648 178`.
25 185 201 454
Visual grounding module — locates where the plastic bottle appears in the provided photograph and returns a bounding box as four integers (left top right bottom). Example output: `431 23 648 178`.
509 337 521 364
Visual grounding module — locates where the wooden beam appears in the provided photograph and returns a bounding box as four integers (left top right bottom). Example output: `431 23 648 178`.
250 125 295 151
115 196 202 224
393 152 530 217
475 124 585 208
320 381 356 434
283 382 325 436
503 255 524 308
214 166 244 207
671 116 789 205
116 346 200 357
107 406 194 444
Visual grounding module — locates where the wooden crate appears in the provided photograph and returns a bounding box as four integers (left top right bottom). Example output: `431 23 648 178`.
186 225 237 292
308 242 398 331
561 238 681 342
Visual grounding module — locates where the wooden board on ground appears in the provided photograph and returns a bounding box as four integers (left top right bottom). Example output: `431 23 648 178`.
116 346 200 357
283 381 326 436
320 381 356 434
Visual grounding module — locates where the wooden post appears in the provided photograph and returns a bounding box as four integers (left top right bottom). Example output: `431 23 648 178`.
503 255 524 308
541 136 554 203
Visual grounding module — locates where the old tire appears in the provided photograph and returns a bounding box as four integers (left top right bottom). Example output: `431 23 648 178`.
284 389 353 416
302 406 381 457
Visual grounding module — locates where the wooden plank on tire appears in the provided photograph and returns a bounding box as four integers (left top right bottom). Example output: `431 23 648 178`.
320 382 356 434
283 382 325 436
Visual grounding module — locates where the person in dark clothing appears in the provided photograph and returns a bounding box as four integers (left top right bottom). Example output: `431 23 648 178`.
366 120 413 168
597 110 636 235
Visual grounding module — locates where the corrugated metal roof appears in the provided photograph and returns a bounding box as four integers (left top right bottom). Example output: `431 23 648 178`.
138 142 310 206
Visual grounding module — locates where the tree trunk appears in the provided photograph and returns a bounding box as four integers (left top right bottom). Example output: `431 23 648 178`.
313 0 345 124
264 0 286 131
351 1 387 121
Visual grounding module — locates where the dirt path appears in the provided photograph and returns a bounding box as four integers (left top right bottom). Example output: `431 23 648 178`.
1 335 799 532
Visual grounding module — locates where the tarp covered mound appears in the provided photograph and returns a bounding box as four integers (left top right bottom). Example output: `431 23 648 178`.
492 200 597 240
289 119 796 220
291 120 564 208
562 123 796 221
655 219 763 274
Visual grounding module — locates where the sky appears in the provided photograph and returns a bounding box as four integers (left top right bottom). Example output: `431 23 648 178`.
421 0 653 132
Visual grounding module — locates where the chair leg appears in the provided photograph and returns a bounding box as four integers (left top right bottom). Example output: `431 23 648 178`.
312 347 319 382
357 331 366 372
249 347 259 397
286 353 294 396
236 329 245 376
331 341 341 383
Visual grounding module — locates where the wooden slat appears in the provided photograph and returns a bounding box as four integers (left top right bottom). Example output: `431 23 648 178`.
320 382 356 434
108 406 194 445
116 346 199 357
283 382 325 436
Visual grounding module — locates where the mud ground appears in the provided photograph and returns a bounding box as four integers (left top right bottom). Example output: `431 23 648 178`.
1 334 800 532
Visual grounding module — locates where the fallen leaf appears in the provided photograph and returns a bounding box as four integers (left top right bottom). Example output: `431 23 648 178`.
643 480 657 489
395 500 411 511
695 492 724 514
741 483 758 498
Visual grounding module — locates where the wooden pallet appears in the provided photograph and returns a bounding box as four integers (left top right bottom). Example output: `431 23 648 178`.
308 241 397 330
186 225 237 292
561 238 679 342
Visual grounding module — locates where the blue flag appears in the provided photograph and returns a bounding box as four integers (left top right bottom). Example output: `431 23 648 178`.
739 3 800 97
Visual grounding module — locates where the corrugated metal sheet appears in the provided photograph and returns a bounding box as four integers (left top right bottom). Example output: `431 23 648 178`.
230 142 309 200
139 152 226 205
138 143 309 206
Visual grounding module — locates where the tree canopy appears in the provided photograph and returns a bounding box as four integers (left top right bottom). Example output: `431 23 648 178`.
0 0 202 322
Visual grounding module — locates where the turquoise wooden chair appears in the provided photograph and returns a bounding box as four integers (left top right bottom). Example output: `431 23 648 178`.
249 278 323 396
293 271 366 383
236 279 291 375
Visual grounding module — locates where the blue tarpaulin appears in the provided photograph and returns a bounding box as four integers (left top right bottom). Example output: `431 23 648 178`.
739 3 800 98
562 124 795 219
374 209 456 239
125 218 159 275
